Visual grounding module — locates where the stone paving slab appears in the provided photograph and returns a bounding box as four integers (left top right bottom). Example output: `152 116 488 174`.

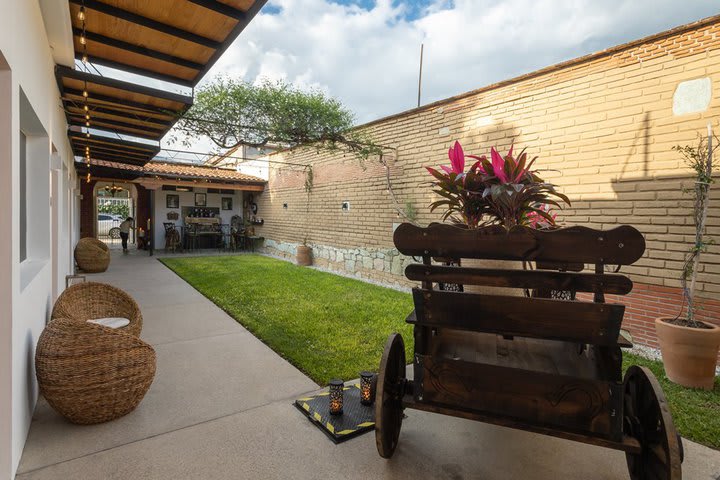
17 398 720 480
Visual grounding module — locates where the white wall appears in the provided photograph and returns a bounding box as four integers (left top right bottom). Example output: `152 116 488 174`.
153 188 246 247
0 1 76 478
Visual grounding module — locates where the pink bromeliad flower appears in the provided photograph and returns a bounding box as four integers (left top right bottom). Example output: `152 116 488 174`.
441 141 465 174
526 204 558 229
490 147 510 183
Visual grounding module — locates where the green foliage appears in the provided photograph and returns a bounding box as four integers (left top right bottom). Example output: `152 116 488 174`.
98 203 129 218
403 201 418 222
160 255 413 385
427 143 569 228
623 353 720 449
173 77 382 160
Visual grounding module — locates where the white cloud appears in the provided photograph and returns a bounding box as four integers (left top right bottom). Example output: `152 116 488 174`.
198 0 717 130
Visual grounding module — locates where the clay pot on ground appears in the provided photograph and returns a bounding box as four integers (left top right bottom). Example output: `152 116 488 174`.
296 245 313 266
655 317 720 390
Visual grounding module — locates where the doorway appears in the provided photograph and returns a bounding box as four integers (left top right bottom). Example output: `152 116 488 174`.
95 182 136 247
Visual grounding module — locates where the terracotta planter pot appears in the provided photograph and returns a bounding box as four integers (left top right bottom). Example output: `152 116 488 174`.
655 317 720 390
296 245 313 266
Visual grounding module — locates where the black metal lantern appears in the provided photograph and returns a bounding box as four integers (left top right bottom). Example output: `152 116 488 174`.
328 379 344 415
360 371 375 405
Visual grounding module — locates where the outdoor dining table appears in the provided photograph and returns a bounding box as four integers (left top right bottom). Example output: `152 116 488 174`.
180 224 226 250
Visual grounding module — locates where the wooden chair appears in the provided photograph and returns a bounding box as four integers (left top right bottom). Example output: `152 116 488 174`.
163 222 182 253
376 223 682 480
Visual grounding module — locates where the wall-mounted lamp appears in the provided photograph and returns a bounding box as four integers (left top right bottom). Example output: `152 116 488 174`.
283 203 288 209
341 201 350 212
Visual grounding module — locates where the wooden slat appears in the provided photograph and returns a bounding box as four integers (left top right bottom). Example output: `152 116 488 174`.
63 89 176 119
428 330 604 380
57 66 192 110
394 223 645 265
405 264 633 295
65 103 170 127
415 355 623 440
411 289 625 346
68 116 164 140
403 394 638 453
70 0 225 47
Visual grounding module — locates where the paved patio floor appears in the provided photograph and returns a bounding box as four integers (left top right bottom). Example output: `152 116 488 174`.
17 250 720 479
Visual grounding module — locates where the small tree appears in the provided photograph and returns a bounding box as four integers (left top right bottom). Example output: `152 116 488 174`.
173 77 380 159
673 129 719 327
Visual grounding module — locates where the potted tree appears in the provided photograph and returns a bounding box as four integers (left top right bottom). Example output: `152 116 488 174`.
655 127 720 390
296 166 314 266
296 236 313 266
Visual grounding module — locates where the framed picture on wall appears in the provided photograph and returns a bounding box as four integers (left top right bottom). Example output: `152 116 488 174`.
166 194 179 209
194 193 207 206
221 197 233 210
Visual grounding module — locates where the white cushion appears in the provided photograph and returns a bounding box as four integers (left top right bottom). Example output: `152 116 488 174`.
87 317 131 329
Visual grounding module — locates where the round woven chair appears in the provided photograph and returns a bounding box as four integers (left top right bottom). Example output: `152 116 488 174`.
35 318 156 424
52 282 143 337
74 237 110 273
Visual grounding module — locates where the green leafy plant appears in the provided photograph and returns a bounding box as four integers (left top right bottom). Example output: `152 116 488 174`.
673 131 719 327
426 141 569 228
172 77 381 160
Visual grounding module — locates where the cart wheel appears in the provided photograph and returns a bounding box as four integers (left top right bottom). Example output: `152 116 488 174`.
108 227 121 240
375 333 406 459
623 366 682 480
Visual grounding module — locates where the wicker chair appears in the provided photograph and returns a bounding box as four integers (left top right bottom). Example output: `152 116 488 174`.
74 237 110 273
35 318 156 424
52 282 143 336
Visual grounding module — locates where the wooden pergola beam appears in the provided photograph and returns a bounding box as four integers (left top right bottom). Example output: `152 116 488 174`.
75 53 194 88
73 28 205 71
187 0 247 19
68 130 160 154
63 88 176 118
69 0 222 50
56 65 193 107
192 0 268 85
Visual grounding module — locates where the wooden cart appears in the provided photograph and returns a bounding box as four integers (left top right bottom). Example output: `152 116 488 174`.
376 223 682 480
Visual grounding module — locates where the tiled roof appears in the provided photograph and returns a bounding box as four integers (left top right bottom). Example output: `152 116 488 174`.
145 162 265 183
84 159 265 184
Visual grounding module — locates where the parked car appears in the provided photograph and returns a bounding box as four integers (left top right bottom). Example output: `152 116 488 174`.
98 214 122 236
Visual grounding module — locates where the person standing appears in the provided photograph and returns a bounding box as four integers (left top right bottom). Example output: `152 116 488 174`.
119 217 134 253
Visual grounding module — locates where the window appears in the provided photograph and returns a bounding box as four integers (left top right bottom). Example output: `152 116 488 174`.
19 131 27 261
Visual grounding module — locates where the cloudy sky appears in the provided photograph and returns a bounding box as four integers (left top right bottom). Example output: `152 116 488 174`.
162 0 717 152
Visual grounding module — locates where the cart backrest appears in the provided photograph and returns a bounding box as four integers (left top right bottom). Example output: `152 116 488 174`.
394 223 645 347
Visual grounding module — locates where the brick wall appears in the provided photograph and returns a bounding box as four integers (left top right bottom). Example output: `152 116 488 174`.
254 16 720 355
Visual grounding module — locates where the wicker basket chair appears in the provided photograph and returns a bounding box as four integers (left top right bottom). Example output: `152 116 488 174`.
52 282 143 336
74 237 110 273
35 318 156 424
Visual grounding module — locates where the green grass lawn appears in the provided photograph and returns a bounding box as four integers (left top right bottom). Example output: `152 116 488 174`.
160 254 718 449
622 353 719 449
160 255 414 386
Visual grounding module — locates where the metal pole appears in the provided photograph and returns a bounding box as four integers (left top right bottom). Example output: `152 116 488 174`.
417 43 424 108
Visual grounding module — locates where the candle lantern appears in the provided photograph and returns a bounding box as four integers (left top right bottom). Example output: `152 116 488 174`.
360 371 375 405
328 379 344 415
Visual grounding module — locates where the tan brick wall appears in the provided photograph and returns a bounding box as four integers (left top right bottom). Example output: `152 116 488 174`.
255 17 720 355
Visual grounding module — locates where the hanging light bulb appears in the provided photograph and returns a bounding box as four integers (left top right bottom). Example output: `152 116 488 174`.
81 53 88 64
85 120 90 127
77 6 86 21
86 131 91 138
84 104 89 112
86 172 91 183
83 90 88 98
85 114 90 120
79 34 86 45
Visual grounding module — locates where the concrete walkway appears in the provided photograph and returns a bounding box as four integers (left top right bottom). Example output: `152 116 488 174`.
17 250 720 479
